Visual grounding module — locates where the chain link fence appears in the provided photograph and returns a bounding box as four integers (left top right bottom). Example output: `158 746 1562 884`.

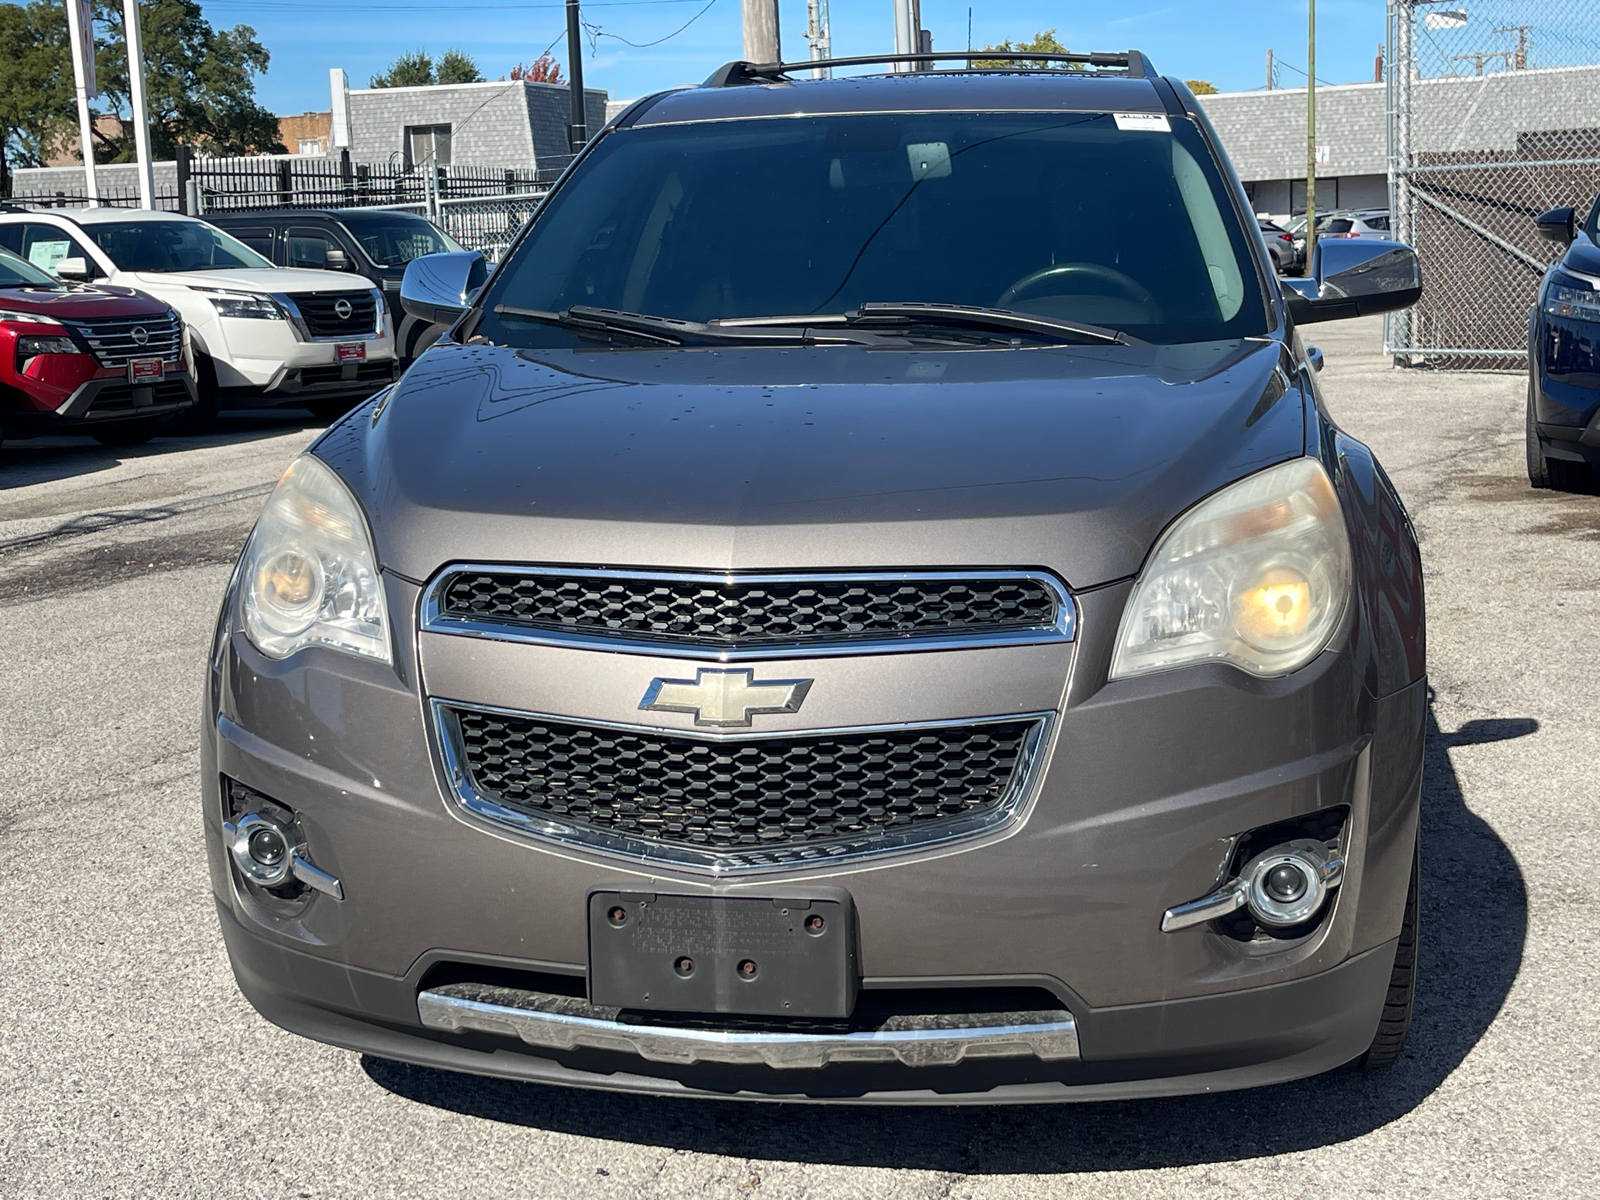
1386 1 1600 368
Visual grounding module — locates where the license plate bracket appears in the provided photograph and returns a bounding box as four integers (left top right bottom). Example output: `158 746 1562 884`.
336 342 366 363
128 357 163 383
588 890 857 1017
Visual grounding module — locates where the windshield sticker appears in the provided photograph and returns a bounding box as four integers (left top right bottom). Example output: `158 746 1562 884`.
906 142 952 180
1114 112 1172 133
28 240 71 272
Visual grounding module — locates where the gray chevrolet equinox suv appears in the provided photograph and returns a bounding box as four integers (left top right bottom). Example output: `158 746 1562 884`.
205 51 1427 1104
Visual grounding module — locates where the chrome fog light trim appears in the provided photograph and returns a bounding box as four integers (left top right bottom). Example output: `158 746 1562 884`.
223 813 345 900
1161 845 1343 933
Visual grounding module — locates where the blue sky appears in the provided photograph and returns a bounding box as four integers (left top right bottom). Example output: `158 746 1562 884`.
197 0 1390 115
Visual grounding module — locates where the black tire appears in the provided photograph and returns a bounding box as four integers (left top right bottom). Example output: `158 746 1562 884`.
1363 833 1420 1068
167 354 220 435
1527 380 1590 490
90 417 161 447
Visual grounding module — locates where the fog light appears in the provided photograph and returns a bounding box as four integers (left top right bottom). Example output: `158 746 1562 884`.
223 810 344 900
1161 838 1343 933
1242 847 1339 928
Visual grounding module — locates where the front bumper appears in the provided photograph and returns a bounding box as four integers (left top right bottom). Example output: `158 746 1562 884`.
205 574 1425 1102
204 315 397 401
1 369 196 435
217 899 1397 1103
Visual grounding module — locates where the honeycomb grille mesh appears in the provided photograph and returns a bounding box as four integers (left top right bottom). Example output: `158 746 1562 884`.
445 707 1037 854
436 571 1060 648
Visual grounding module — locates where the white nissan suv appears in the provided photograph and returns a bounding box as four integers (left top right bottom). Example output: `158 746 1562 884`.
0 208 399 423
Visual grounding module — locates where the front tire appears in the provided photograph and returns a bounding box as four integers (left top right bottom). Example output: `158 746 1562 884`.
1527 380 1590 490
167 354 220 435
1363 833 1419 1068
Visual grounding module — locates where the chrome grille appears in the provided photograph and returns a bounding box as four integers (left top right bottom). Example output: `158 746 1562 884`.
436 702 1049 872
290 291 379 339
425 567 1073 659
61 313 183 368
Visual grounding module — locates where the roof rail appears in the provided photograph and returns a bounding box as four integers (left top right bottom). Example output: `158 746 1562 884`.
703 51 1156 88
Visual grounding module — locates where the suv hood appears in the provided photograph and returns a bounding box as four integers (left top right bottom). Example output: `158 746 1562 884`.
0 282 170 321
320 339 1304 590
124 267 376 293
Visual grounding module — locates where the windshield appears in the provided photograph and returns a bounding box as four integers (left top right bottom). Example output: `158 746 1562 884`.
337 213 462 266
87 219 274 272
477 111 1267 347
0 246 61 288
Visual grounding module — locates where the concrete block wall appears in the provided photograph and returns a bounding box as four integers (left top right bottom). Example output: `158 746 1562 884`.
347 80 608 171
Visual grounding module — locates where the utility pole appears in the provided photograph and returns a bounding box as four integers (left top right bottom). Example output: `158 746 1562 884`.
1305 0 1317 271
1266 47 1274 90
805 0 831 78
123 0 155 209
64 0 100 207
742 0 781 63
1493 25 1533 70
565 0 586 153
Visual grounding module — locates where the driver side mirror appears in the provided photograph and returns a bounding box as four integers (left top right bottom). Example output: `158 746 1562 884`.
1536 206 1577 245
55 257 94 281
1281 239 1422 325
324 248 353 271
400 250 488 326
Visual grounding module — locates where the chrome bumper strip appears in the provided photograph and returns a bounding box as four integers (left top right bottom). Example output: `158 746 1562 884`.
417 988 1080 1069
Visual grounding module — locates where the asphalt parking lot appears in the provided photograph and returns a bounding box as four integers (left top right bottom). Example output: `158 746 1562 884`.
1 316 1595 1198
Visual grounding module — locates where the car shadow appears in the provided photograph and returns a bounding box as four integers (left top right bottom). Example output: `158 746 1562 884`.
0 408 325 492
361 703 1529 1172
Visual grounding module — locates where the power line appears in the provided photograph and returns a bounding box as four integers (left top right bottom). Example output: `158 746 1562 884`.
580 0 720 50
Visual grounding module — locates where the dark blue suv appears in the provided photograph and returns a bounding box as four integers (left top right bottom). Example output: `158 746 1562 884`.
1529 201 1600 489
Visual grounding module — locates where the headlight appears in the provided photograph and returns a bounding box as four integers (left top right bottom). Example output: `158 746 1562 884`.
16 335 81 356
0 309 54 324
195 289 284 320
1544 277 1600 323
241 455 390 662
1110 457 1351 680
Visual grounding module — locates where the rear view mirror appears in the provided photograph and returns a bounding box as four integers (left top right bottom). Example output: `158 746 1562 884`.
1536 207 1577 245
55 257 93 281
400 251 488 326
1282 239 1422 324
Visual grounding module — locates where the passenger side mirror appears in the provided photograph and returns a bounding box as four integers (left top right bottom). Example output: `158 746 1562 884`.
1282 239 1422 325
1536 206 1577 245
400 251 488 326
55 257 94 281
325 248 353 271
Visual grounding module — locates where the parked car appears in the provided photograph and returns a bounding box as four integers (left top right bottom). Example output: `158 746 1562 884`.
0 209 397 425
207 56 1426 1104
0 244 194 447
1321 209 1391 240
1257 216 1296 273
1528 201 1600 489
201 207 466 363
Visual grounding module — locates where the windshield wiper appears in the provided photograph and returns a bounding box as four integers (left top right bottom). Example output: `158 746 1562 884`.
845 302 1143 346
495 304 815 346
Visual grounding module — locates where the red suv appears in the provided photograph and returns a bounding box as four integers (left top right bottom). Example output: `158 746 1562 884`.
1 245 195 447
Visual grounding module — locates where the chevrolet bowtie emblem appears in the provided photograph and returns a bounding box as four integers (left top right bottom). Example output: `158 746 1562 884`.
640 668 813 728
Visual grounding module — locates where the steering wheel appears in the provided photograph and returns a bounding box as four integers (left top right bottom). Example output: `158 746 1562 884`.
996 263 1154 310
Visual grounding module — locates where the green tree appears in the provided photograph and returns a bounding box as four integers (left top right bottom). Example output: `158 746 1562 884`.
0 0 283 171
92 0 284 159
0 2 80 172
1186 79 1219 95
436 49 483 84
974 29 1076 71
370 49 434 88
